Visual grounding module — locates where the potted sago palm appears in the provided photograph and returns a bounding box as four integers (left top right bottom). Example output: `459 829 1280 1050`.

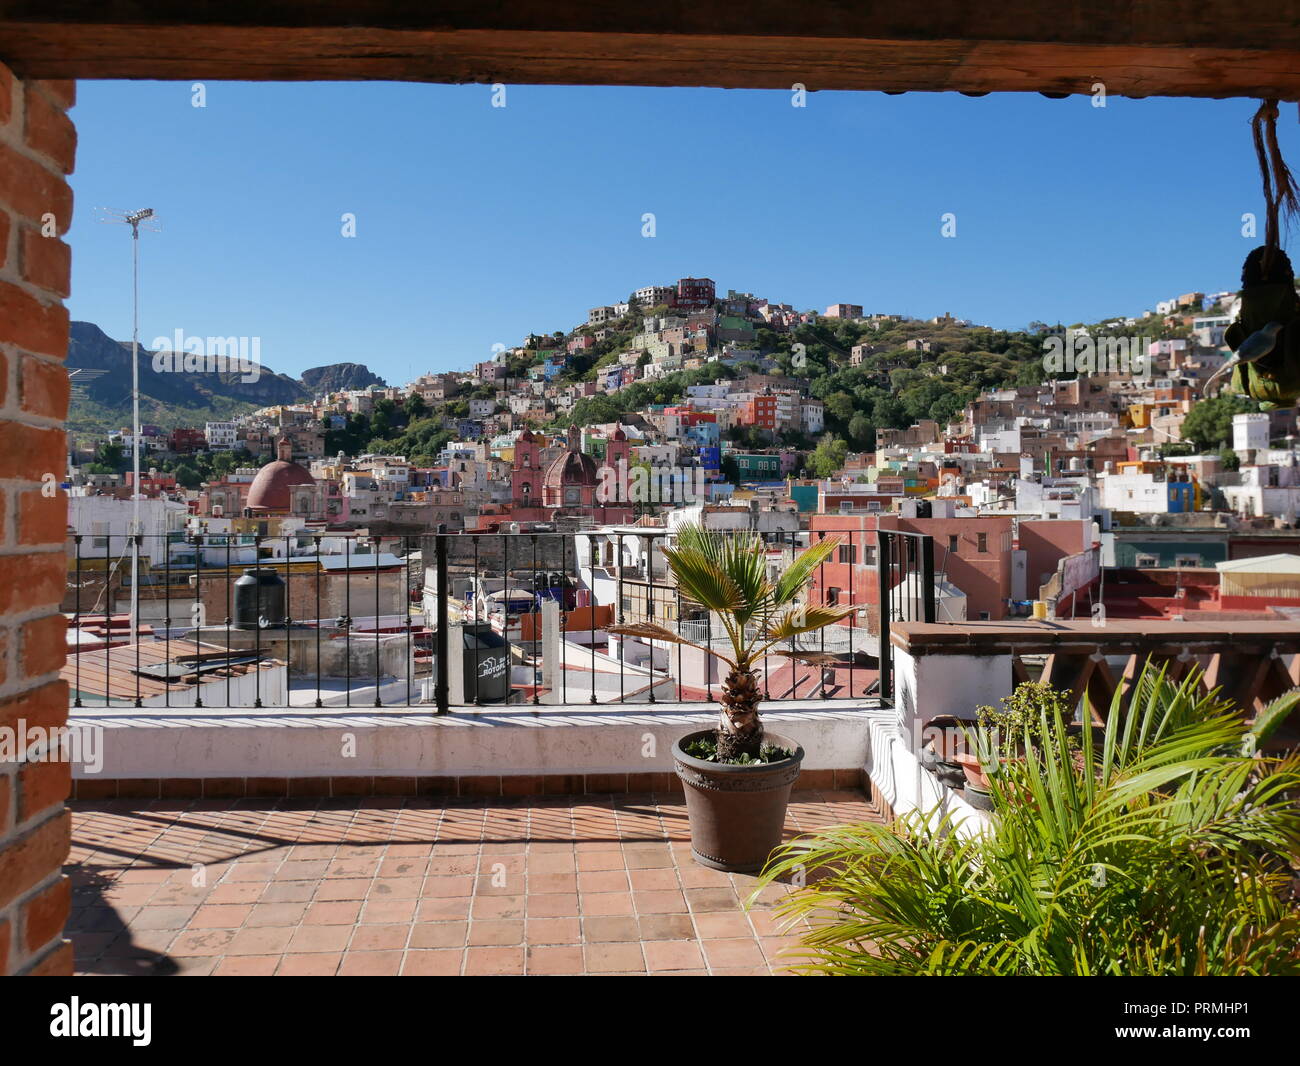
610 524 854 871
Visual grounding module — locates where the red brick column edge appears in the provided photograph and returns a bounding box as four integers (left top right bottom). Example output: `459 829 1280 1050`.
0 61 75 977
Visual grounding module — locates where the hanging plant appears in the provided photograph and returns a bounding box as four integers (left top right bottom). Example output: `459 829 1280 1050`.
1206 99 1300 406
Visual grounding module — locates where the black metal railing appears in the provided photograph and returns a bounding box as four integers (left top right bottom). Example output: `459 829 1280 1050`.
65 525 935 712
875 529 937 701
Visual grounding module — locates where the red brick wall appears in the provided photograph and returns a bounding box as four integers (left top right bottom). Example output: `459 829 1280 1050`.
0 61 75 976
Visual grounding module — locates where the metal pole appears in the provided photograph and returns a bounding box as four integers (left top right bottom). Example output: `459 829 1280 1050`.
130 219 141 641
877 529 892 701
921 534 937 624
435 529 449 714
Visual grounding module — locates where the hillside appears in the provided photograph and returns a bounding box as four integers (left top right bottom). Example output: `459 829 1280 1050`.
65 322 375 441
300 362 387 393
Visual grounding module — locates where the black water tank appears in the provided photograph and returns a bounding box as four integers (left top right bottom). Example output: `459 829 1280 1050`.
233 568 286 630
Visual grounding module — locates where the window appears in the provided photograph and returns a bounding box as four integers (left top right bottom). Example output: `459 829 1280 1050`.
978 611 990 620
1135 553 1159 568
947 534 958 553
827 587 841 606
1174 554 1201 568
837 543 856 564
977 533 988 553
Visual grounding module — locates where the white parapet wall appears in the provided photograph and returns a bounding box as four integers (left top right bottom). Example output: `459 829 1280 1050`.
68 701 876 782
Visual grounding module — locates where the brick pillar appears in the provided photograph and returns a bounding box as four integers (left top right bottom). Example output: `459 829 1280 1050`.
0 61 76 977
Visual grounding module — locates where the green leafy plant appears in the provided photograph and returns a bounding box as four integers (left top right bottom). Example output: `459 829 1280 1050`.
609 524 853 760
755 662 1300 975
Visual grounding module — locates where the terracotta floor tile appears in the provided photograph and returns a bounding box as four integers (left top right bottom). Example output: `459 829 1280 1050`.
349 924 410 951
685 887 741 913
213 954 280 976
526 945 584 975
225 926 294 956
577 870 630 893
585 942 646 974
304 900 362 925
633 890 689 915
416 896 472 922
277 952 342 976
576 851 625 872
130 906 198 931
369 876 423 900
409 922 468 949
525 917 581 945
525 892 580 918
629 868 680 892
423 876 474 898
582 915 641 943
338 950 403 976
464 946 525 976
67 792 872 977
190 904 252 930
702 937 767 969
167 928 236 957
360 898 418 924
693 912 754 939
580 891 635 917
259 881 317 903
467 919 524 946
287 925 352 954
470 895 524 920
644 940 706 971
245 902 309 928
638 913 695 941
402 949 464 976
311 878 372 901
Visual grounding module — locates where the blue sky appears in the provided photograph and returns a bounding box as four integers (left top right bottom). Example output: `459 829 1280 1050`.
68 82 1286 384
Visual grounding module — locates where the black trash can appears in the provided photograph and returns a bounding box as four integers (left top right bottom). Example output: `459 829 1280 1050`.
233 567 286 630
462 622 511 702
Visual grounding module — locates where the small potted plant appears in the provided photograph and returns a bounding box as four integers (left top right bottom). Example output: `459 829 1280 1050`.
611 524 853 872
956 682 1070 808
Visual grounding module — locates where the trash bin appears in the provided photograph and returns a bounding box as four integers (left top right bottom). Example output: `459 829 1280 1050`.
462 623 511 702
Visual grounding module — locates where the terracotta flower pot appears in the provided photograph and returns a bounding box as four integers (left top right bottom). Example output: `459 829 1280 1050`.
953 750 992 791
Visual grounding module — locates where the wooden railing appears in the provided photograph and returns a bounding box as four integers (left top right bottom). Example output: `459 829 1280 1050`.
890 618 1300 724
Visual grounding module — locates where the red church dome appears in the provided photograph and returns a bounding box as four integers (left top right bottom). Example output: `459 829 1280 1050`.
246 437 315 512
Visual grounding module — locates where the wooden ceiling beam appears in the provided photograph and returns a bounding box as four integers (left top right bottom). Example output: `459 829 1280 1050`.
1 4 1298 99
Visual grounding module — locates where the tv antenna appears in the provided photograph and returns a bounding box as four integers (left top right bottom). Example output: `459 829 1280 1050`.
97 207 161 642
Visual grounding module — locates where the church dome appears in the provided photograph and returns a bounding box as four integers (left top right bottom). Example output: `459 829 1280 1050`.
543 450 598 491
247 437 315 511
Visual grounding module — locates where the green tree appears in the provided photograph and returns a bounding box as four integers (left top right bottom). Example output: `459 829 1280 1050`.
1180 396 1257 451
405 393 428 421
806 438 849 478
173 463 203 489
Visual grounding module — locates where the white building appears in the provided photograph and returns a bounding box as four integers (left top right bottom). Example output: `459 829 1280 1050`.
67 494 189 560
1233 412 1270 454
205 421 237 450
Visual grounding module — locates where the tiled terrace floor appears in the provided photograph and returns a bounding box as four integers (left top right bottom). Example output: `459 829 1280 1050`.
66 790 883 976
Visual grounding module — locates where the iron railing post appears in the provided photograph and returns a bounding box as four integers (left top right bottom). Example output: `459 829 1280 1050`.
921 534 937 624
434 528 449 714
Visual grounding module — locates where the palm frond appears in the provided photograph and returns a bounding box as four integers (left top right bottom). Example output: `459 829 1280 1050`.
754 660 1300 976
